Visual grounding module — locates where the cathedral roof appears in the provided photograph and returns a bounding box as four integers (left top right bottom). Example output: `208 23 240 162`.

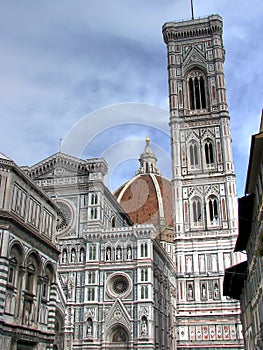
22 152 108 180
114 138 174 234
0 152 12 161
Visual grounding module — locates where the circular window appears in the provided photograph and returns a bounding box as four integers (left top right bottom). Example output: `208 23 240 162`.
112 276 129 294
56 201 72 232
106 273 132 298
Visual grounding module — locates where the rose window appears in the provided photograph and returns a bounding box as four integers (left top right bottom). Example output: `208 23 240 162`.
112 276 129 294
56 201 72 232
107 273 132 298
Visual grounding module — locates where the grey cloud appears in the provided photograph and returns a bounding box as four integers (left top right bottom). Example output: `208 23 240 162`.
1 0 262 195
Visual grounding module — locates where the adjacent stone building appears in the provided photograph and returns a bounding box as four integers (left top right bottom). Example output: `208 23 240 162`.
0 153 60 350
224 112 263 349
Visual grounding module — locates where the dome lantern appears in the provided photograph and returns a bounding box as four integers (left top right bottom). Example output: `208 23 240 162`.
114 139 174 241
136 137 161 176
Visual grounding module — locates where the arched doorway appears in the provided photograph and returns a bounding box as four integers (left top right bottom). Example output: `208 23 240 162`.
106 325 130 349
54 308 65 350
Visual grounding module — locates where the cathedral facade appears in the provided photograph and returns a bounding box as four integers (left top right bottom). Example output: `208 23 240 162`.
17 153 176 350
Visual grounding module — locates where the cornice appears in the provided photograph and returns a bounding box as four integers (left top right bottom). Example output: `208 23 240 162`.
0 157 58 210
83 224 157 242
25 152 89 179
163 15 223 44
0 210 60 257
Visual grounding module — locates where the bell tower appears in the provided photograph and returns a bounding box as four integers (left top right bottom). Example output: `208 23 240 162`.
162 15 244 348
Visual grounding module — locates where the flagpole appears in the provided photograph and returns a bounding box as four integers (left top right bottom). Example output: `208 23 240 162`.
191 0 194 20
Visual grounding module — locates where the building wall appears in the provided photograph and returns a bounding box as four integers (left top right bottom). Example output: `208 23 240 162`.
240 116 263 350
26 153 177 350
0 156 59 350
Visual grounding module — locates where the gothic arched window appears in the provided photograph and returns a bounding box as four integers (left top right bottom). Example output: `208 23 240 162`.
42 275 49 299
90 207 97 220
91 193 98 205
89 245 96 260
145 162 149 173
141 285 149 299
140 243 148 257
23 254 41 325
42 264 54 300
25 264 36 294
111 216 116 228
204 139 214 165
189 141 199 168
87 288 95 301
208 197 219 225
88 271 95 284
141 268 148 282
192 197 202 226
8 259 17 286
188 70 207 110
8 243 23 289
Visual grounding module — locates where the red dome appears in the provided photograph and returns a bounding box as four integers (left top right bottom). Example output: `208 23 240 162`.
114 138 174 236
114 173 174 229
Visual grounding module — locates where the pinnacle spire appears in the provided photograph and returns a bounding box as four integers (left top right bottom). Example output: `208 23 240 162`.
136 137 161 175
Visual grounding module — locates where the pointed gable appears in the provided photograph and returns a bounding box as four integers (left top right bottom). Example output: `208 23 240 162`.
105 298 132 332
183 46 207 70
23 152 89 180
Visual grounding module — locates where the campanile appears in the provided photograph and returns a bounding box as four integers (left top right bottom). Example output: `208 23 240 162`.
163 15 244 348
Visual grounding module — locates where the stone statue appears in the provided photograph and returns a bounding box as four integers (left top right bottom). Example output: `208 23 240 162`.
116 247 122 260
141 318 148 336
127 247 132 259
106 247 111 261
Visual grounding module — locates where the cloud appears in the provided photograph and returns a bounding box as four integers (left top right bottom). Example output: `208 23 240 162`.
1 0 262 196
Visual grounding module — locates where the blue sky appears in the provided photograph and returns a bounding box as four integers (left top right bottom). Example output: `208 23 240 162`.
1 0 262 194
